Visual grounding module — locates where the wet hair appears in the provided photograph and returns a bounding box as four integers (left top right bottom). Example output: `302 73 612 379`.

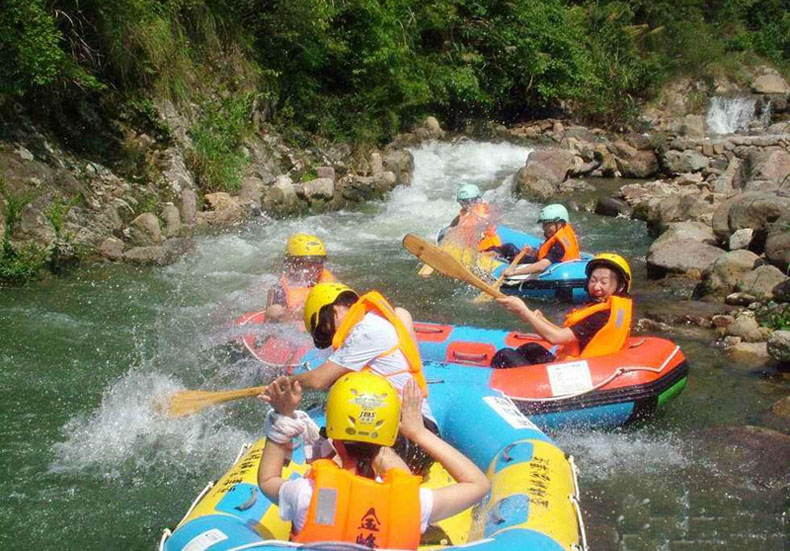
339 441 381 479
311 290 359 348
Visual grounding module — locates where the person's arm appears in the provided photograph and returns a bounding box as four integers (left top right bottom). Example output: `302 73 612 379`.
257 377 303 502
495 296 577 346
505 257 551 277
395 306 419 347
292 360 349 390
398 380 490 523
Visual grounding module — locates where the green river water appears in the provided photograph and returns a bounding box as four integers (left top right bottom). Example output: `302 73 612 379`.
1 141 788 550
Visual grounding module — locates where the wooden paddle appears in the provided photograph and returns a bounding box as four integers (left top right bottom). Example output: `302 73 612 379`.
164 385 268 418
472 247 531 303
417 263 435 277
402 234 506 299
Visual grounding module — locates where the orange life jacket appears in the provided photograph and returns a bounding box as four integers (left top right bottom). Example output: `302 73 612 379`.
457 203 502 252
537 224 581 263
332 291 429 395
559 296 632 359
292 459 422 549
280 269 335 310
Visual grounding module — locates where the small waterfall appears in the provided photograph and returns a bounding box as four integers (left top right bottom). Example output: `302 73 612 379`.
706 95 758 135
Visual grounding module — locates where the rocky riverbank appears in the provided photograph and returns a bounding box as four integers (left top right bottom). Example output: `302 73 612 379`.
0 102 434 278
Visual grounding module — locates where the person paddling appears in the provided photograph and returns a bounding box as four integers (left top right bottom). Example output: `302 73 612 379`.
441 184 501 252
293 282 437 474
265 234 335 322
493 204 581 277
257 372 489 549
492 253 633 367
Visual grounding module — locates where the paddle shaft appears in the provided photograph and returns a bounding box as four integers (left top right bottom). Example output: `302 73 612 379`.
166 385 268 418
402 234 506 298
473 246 531 303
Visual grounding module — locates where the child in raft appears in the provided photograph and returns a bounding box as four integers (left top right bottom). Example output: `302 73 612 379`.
493 253 633 367
439 184 501 252
265 233 335 322
257 372 490 550
290 282 437 474
491 203 581 277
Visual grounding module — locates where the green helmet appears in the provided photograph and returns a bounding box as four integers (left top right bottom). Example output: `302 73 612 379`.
457 184 481 202
538 204 569 224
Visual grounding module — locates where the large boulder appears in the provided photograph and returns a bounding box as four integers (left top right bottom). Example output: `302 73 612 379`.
765 215 790 270
768 330 790 364
712 192 790 242
615 149 659 178
742 148 790 192
595 196 633 218
129 212 163 246
752 74 790 95
646 194 717 235
514 148 575 200
161 202 181 238
738 264 789 300
701 249 763 296
382 149 414 187
300 177 335 201
647 230 725 278
726 313 767 342
662 150 709 174
264 175 300 211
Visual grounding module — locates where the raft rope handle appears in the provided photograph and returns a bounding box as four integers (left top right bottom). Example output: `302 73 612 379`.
157 529 171 551
567 455 589 551
511 345 681 403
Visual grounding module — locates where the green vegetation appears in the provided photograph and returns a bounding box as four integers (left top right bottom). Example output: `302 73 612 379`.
2 0 789 142
0 181 47 283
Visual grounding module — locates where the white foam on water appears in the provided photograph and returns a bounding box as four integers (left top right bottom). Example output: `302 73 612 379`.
555 430 688 482
51 371 256 477
706 96 758 135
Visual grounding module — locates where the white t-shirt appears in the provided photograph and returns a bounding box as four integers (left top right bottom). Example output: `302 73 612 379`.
328 312 435 422
278 476 434 534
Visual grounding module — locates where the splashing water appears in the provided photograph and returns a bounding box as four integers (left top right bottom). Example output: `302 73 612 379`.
706 95 771 135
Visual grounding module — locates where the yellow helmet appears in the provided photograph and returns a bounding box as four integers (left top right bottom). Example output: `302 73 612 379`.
286 233 327 258
303 282 355 333
326 372 401 446
586 253 632 293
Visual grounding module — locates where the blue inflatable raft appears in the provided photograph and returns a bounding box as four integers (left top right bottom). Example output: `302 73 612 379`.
160 381 587 551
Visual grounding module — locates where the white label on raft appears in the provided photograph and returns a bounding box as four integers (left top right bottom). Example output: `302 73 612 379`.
547 360 594 396
183 529 228 551
484 396 538 430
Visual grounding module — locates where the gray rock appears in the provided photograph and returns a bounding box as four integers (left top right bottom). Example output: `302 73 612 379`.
239 176 264 204
742 148 790 192
98 237 125 260
771 395 790 418
729 228 754 250
130 212 162 245
768 330 790 364
368 154 383 176
382 150 414 187
738 264 790 300
726 341 771 364
514 148 575 200
317 166 336 181
615 150 659 178
765 215 790 270
301 177 335 200
595 196 633 218
714 192 790 242
123 246 168 265
663 149 709 174
726 313 765 342
725 292 758 306
703 249 762 296
180 188 197 231
646 235 725 278
161 202 181 238
647 194 716 235
773 279 790 303
268 175 299 209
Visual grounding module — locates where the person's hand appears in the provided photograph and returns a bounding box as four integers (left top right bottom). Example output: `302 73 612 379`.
259 376 302 417
496 296 530 318
398 379 425 441
520 245 536 255
265 304 286 321
503 267 518 277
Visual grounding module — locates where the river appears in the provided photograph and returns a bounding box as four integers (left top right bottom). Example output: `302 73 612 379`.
1 140 788 549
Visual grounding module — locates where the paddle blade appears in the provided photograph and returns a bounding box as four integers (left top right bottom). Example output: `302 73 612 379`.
417 264 435 277
164 385 268 418
472 246 531 303
402 234 505 299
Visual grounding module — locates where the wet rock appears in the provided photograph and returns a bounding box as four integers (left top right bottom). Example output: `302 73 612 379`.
647 234 724 278
615 149 659 178
647 195 716 235
514 148 575 200
738 265 789 300
773 280 790 303
123 245 168 265
663 149 709 174
767 330 790 364
266 175 299 210
198 192 245 225
752 74 790 95
129 212 162 246
728 228 754 251
162 236 195 261
645 300 735 327
558 179 594 193
161 202 181 238
98 237 125 260
301 177 334 201
239 176 264 204
726 341 771 363
765 214 790 270
712 314 735 333
713 192 790 242
726 312 767 342
702 249 762 296
595 196 633 218
180 188 197 231
413 116 445 141
635 317 671 333
725 292 758 306
368 154 383 176
382 149 414 187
